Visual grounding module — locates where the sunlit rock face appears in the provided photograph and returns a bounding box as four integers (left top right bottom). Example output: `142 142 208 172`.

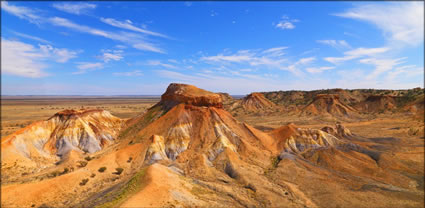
1 109 123 168
268 124 342 159
140 84 244 165
301 94 357 116
241 92 275 111
322 123 353 138
160 83 223 109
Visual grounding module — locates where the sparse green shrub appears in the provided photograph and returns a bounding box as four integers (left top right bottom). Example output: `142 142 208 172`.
79 178 89 186
77 161 88 167
61 168 69 175
271 156 280 168
98 167 107 172
114 168 124 175
90 173 96 178
49 171 61 178
84 156 93 161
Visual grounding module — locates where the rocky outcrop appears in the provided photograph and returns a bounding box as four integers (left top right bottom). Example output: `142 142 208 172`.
301 94 357 117
241 93 275 111
321 122 353 138
355 95 398 113
160 83 223 109
1 109 123 168
268 124 343 158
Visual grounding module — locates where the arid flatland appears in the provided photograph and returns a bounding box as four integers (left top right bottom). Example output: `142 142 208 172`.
1 96 159 137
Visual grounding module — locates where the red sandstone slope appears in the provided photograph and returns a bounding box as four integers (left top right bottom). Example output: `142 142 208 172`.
241 92 276 111
301 94 357 117
354 95 398 113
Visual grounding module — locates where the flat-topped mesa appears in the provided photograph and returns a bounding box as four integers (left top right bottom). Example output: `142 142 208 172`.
160 83 223 108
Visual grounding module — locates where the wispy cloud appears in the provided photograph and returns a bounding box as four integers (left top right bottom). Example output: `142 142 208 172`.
324 47 389 64
1 39 48 78
74 62 104 74
306 66 335 74
335 2 424 46
283 57 316 75
200 47 317 76
275 15 299 30
201 47 288 66
49 17 165 53
99 49 123 63
100 18 168 38
11 31 52 44
387 65 424 81
113 70 143 76
360 57 406 79
1 38 78 78
146 60 177 69
52 2 96 15
2 3 166 53
39 44 79 63
1 2 41 23
317 40 350 50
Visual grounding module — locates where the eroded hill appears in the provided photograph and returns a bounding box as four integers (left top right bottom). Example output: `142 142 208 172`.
1 84 423 208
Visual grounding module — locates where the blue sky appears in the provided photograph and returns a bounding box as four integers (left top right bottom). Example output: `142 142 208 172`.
1 1 424 95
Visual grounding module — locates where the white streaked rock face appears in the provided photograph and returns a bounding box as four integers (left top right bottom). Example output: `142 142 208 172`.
2 109 123 168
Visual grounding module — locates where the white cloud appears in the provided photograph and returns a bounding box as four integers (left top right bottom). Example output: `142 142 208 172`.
113 70 143 76
132 43 165 53
147 60 177 69
306 66 335 74
324 56 356 65
11 31 51 44
39 44 78 63
100 18 168 38
345 47 389 57
387 65 424 81
49 17 165 53
1 39 48 78
276 22 295 30
52 2 96 15
283 57 316 75
359 57 406 79
1 38 79 78
1 2 41 23
201 48 287 67
324 47 389 64
275 15 298 30
115 45 127 49
74 62 104 74
317 40 350 49
335 2 424 46
200 47 317 75
99 49 123 63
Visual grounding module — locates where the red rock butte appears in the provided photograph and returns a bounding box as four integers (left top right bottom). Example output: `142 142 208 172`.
160 83 223 108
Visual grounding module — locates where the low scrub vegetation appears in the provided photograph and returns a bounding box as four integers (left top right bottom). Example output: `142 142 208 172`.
79 178 89 186
98 167 107 172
